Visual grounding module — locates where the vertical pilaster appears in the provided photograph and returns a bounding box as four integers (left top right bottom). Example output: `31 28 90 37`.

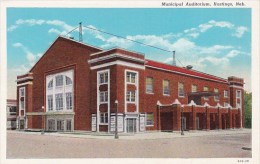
218 108 222 130
228 108 232 129
192 106 196 130
206 107 210 130
176 105 181 131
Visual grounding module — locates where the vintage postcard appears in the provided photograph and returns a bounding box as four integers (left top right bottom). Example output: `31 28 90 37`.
0 0 259 164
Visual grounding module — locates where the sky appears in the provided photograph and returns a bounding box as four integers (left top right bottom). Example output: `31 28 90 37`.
7 8 251 99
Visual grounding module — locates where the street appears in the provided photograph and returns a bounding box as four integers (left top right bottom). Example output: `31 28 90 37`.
7 129 251 158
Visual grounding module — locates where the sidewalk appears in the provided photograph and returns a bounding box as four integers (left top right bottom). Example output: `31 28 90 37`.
8 128 251 140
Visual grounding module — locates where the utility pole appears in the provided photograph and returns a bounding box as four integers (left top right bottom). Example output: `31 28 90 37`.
79 22 83 42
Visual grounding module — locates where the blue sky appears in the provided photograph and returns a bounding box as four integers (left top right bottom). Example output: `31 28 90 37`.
7 8 251 98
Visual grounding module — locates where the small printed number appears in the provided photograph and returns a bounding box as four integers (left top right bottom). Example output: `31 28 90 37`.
238 159 249 163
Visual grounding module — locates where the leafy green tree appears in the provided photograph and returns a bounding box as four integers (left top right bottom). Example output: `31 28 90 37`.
244 92 252 128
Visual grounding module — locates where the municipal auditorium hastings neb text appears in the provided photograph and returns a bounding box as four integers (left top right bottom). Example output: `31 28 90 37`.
16 36 244 133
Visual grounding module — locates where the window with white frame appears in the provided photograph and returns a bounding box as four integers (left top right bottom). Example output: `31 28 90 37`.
66 92 73 110
203 86 209 100
236 101 241 108
224 102 229 107
48 95 53 111
192 84 197 93
214 88 219 101
55 75 63 87
99 72 108 84
126 72 136 84
146 77 153 93
55 93 63 110
163 80 170 95
146 113 154 126
178 82 184 97
100 113 108 124
99 91 108 103
46 70 74 112
236 90 241 98
19 87 25 111
224 90 228 98
126 91 136 102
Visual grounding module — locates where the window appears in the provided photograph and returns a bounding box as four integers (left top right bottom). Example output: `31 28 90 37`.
178 82 184 97
126 72 136 84
126 91 136 102
48 119 55 131
66 76 72 85
236 90 241 98
55 93 63 110
100 113 108 124
224 90 228 98
19 87 25 111
146 113 154 126
48 80 53 89
236 102 241 108
214 88 219 101
66 120 72 131
99 91 108 103
191 84 197 93
48 95 53 111
146 77 153 93
163 80 170 95
57 120 64 131
99 72 108 84
56 75 63 87
203 86 209 100
66 92 73 110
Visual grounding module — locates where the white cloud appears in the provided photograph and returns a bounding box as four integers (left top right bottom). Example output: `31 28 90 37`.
199 45 233 54
13 42 23 47
226 50 241 58
232 26 248 38
16 19 45 26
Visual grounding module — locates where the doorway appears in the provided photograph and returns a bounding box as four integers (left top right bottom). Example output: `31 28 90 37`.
126 118 136 133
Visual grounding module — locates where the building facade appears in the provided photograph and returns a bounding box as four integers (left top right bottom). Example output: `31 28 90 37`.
7 99 17 130
16 36 244 133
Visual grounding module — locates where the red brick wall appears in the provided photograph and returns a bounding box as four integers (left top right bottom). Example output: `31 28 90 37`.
29 37 101 131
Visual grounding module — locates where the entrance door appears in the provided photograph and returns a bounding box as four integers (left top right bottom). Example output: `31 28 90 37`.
126 118 136 133
20 120 24 129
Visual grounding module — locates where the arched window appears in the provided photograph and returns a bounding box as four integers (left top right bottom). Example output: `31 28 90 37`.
66 76 72 85
48 80 53 89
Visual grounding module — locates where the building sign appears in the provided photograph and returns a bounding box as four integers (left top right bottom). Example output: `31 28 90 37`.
110 114 123 132
91 114 96 132
139 114 145 132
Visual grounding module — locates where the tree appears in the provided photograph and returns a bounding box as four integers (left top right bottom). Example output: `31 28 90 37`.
244 92 252 128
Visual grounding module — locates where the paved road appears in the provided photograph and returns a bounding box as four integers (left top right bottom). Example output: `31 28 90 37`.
7 130 251 158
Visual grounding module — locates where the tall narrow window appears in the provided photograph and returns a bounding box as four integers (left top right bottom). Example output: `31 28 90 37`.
48 119 55 131
55 93 63 110
146 77 153 93
191 84 197 93
163 80 170 95
99 91 108 103
178 82 184 97
56 75 63 87
99 72 108 84
214 88 219 101
19 87 25 111
57 120 64 131
236 90 241 98
126 72 136 84
203 86 209 100
48 95 53 111
224 90 228 98
66 92 73 110
126 91 136 102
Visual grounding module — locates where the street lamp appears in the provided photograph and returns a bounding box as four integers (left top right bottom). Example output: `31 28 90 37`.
115 100 119 139
41 106 45 135
181 105 184 135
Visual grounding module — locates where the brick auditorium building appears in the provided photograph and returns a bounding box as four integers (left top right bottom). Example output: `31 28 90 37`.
16 36 244 133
